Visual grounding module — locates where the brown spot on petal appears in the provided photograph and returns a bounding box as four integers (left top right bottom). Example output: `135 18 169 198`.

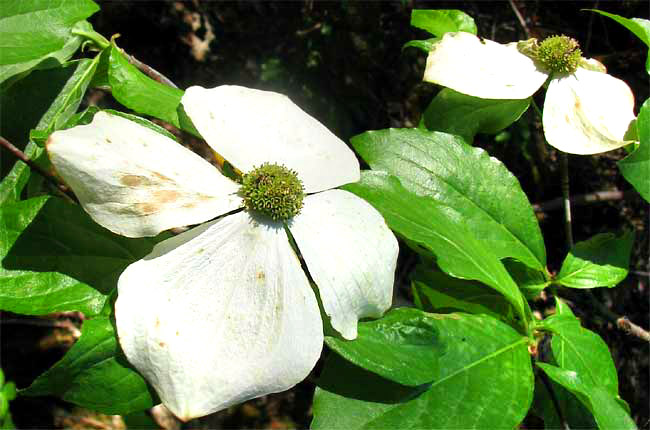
121 174 147 187
256 271 266 282
135 202 159 215
574 99 581 110
152 189 180 204
564 114 571 124
152 171 172 182
159 341 166 347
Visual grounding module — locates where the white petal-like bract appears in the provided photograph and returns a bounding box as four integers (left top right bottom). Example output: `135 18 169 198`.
543 68 636 154
115 211 323 421
181 85 360 193
423 32 548 99
47 112 242 237
288 190 398 340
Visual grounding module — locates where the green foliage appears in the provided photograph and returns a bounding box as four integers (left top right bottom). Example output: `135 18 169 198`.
536 363 635 430
422 88 531 141
405 9 476 53
0 0 99 85
106 42 192 131
618 98 650 202
411 265 514 321
344 172 526 322
22 317 156 414
0 197 165 315
312 310 533 429
410 9 477 37
554 231 634 288
0 368 16 430
325 308 440 386
351 128 546 271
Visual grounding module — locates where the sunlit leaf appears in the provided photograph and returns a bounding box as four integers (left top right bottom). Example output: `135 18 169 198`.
313 311 533 429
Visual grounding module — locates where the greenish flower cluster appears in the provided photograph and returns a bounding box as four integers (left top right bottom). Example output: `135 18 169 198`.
240 163 305 221
536 35 582 74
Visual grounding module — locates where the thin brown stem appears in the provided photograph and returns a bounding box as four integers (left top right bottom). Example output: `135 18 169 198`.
508 0 531 39
560 153 574 249
0 136 77 203
124 52 178 89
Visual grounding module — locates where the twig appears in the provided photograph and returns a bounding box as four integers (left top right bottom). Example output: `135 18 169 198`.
533 189 636 212
124 52 178 89
583 291 650 343
560 153 574 249
508 0 531 39
0 136 77 203
617 317 650 342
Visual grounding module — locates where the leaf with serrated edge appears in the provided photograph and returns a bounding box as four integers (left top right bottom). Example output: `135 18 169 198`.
313 311 533 430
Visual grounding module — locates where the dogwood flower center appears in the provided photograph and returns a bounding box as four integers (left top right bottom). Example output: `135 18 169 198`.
536 35 582 74
240 163 305 221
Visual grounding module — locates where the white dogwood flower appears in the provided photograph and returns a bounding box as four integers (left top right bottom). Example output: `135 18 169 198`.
46 86 398 421
423 31 636 154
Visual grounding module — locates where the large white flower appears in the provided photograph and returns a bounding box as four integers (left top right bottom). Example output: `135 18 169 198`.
423 31 636 154
46 85 399 421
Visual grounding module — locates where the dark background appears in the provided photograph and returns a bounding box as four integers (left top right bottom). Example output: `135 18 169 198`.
2 1 648 429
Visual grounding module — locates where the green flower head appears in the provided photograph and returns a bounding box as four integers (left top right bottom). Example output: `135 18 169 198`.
536 35 582 75
240 163 305 221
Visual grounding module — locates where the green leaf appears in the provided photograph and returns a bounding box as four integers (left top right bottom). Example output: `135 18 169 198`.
1 58 99 202
351 128 546 271
325 308 440 386
555 231 634 288
531 375 597 430
588 10 650 73
344 171 526 322
402 38 438 53
0 197 164 316
0 0 99 84
503 259 549 299
410 10 477 37
618 98 650 202
22 316 156 414
107 42 185 128
422 88 531 141
411 264 513 321
540 315 619 396
312 311 533 429
536 363 635 430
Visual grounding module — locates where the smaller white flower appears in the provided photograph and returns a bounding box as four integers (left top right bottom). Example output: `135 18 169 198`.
423 31 636 154
46 86 398 421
